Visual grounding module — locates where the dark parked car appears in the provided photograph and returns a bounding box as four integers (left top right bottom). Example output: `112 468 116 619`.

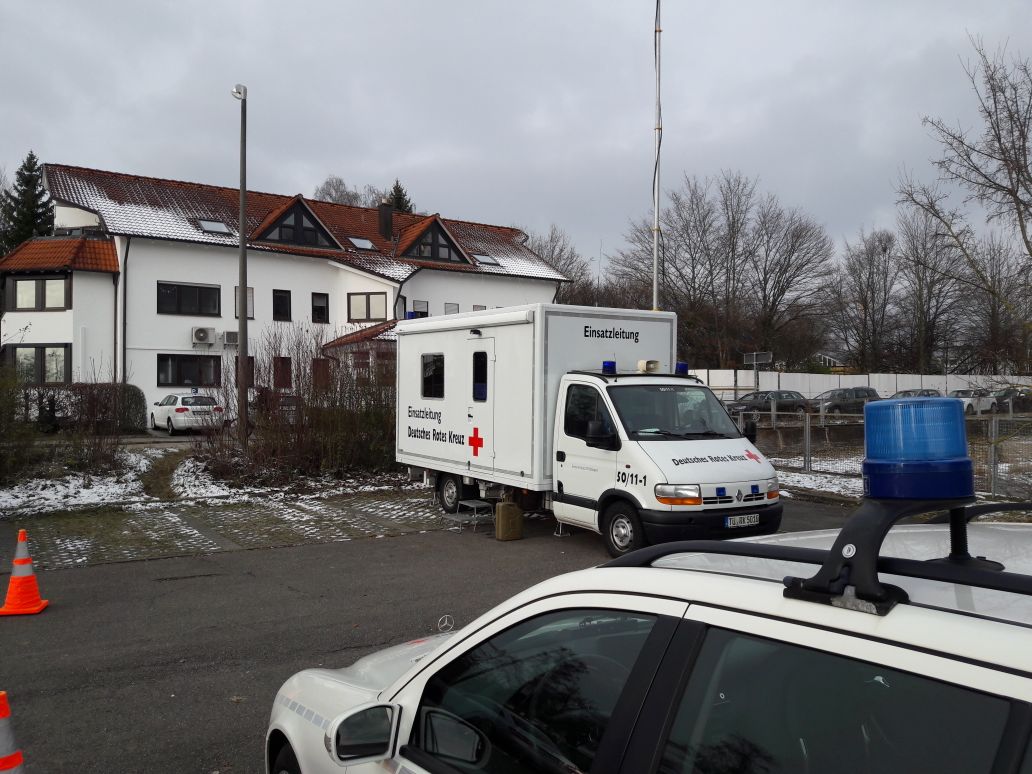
890 389 942 399
726 390 809 414
994 386 1032 412
808 386 881 414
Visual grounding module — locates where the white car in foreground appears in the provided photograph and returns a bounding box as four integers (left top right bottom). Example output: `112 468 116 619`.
265 508 1032 774
150 392 226 434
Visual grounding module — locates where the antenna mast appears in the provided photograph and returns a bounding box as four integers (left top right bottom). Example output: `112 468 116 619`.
652 0 663 311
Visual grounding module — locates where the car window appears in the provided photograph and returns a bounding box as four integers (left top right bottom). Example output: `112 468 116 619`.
1020 735 1032 774
181 396 216 406
657 628 1010 774
411 609 657 773
739 393 757 401
564 385 615 439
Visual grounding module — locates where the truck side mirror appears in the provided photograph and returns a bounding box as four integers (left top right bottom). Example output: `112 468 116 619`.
586 419 620 451
744 419 758 444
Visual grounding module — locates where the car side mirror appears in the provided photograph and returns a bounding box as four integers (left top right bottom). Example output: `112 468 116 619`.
744 419 758 444
153 402 159 406
586 419 620 450
328 703 399 765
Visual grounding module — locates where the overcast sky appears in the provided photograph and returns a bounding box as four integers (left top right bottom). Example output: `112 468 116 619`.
3 1 1031 268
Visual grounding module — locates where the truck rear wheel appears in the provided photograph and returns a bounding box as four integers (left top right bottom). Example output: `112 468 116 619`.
438 474 470 513
603 501 646 557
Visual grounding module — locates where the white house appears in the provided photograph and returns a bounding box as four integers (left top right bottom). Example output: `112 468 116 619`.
0 164 567 407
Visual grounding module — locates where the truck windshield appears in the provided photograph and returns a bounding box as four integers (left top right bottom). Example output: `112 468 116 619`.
607 384 741 441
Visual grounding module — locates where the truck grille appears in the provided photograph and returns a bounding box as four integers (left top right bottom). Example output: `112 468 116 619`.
703 492 766 505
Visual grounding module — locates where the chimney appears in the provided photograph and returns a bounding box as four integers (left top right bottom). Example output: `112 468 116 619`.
378 199 393 241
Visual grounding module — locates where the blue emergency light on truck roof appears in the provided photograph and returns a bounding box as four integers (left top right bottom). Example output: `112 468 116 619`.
602 360 617 375
862 397 973 500
675 362 689 375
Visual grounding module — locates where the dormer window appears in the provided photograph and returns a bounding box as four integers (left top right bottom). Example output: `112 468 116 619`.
408 225 464 263
259 203 336 248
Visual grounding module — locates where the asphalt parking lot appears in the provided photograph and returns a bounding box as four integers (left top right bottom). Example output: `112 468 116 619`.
0 496 853 773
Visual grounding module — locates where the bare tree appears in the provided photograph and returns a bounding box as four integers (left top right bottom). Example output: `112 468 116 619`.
746 196 835 361
894 209 963 372
312 174 388 207
522 224 594 304
829 229 899 372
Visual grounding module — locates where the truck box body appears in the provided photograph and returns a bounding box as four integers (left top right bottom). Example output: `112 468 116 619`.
396 304 676 490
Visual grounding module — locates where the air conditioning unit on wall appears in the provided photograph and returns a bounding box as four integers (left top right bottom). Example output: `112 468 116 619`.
223 330 239 346
191 327 216 346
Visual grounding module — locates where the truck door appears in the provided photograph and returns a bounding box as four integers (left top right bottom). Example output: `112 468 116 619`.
467 339 494 473
554 383 618 528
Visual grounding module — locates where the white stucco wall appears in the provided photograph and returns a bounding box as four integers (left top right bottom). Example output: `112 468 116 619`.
72 271 117 380
122 239 399 405
398 270 558 317
54 204 101 230
1 308 72 345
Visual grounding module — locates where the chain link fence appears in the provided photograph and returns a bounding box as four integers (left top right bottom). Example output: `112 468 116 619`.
737 411 1032 498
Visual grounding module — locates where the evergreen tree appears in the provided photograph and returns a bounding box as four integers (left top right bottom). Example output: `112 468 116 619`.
387 179 415 214
0 152 54 254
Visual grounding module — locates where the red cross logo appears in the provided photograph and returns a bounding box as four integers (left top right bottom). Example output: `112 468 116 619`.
745 449 762 463
469 427 485 457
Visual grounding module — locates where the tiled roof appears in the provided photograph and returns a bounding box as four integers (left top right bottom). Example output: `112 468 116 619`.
323 319 398 350
43 164 568 284
0 236 119 273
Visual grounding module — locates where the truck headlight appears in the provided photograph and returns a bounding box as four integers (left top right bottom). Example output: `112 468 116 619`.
655 484 702 505
767 476 779 499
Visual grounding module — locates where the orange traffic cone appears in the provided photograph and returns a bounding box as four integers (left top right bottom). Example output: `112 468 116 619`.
0 691 24 772
0 530 48 616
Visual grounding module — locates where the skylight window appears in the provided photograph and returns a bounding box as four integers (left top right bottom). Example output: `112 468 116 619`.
198 219 232 234
474 253 500 266
349 237 374 250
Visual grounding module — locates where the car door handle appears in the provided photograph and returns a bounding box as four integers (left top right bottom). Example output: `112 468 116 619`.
556 451 566 462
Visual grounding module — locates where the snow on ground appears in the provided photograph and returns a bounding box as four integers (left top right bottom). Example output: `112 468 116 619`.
0 448 174 517
778 470 864 500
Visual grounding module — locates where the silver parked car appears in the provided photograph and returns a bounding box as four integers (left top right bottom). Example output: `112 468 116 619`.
949 388 998 415
150 392 226 434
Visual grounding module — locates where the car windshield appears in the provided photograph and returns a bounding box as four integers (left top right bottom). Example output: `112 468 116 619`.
813 390 837 400
608 384 741 440
951 390 974 397
181 396 217 406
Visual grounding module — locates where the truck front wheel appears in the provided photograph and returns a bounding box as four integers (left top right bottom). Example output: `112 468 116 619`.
438 474 467 513
603 501 646 557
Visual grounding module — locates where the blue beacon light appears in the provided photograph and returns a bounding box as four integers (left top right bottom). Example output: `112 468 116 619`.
602 361 617 375
863 397 973 499
675 362 689 375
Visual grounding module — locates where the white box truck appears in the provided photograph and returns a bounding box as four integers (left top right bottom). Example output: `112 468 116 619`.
396 303 781 555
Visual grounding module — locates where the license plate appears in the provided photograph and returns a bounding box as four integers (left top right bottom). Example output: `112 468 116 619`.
725 513 760 528
192 410 211 416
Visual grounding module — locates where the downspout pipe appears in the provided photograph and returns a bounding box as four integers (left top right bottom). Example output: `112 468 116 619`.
121 236 131 384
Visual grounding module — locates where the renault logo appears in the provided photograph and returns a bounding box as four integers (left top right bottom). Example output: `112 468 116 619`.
736 490 744 502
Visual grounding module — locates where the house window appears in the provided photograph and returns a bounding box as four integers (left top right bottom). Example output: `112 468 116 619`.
157 282 220 316
157 354 221 387
444 303 459 315
9 344 70 384
352 351 370 370
411 300 429 319
274 357 292 389
473 352 488 402
421 354 444 399
234 286 254 319
197 219 232 234
11 277 68 311
312 293 329 324
259 203 335 248
348 292 388 322
473 304 487 311
410 227 462 263
233 355 255 387
273 289 291 321
312 358 331 389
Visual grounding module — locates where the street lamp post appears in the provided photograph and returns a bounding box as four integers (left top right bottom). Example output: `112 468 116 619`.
232 83 249 451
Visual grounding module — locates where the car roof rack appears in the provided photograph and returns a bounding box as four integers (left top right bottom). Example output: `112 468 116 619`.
605 499 1032 616
567 370 703 384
